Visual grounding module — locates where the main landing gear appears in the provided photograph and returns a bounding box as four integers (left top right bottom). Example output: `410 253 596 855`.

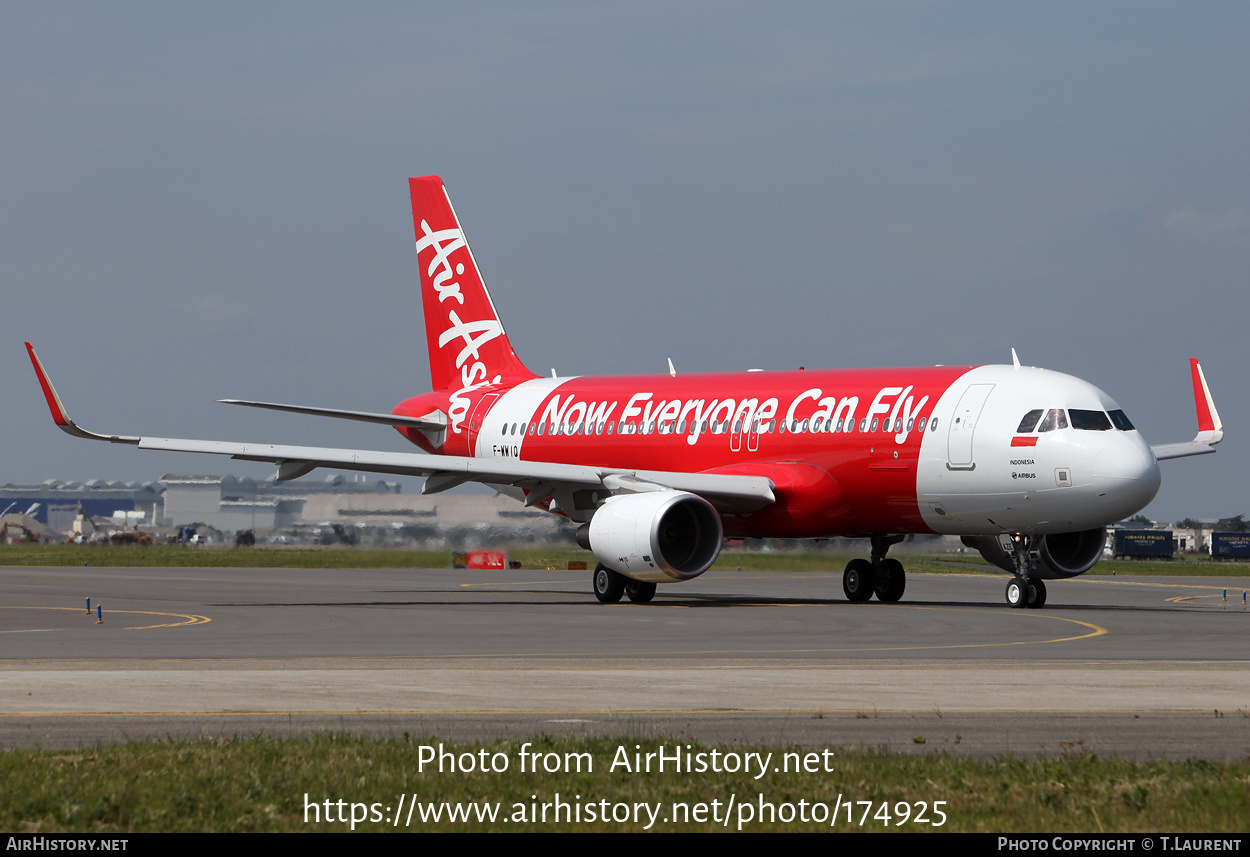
843 535 907 604
593 564 656 604
1002 534 1048 609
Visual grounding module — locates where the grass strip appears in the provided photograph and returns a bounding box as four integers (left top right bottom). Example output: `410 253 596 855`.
5 735 1249 832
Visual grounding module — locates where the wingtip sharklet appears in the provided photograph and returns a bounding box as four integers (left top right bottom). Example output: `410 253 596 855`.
1190 358 1223 444
1153 358 1225 461
26 342 70 427
25 342 139 445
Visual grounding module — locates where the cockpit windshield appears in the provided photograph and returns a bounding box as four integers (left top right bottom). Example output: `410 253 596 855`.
1037 409 1068 432
1069 409 1113 431
1017 406 1135 434
1016 410 1044 433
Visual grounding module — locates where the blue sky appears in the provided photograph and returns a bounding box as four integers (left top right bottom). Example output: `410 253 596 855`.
3 3 1246 522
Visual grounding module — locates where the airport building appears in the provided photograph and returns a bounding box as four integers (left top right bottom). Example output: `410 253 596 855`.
0 474 574 546
0 480 163 534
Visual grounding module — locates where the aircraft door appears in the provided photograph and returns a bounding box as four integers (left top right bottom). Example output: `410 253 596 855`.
946 384 994 470
730 413 761 452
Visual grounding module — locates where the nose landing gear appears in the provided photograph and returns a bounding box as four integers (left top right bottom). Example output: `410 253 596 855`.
1002 534 1049 609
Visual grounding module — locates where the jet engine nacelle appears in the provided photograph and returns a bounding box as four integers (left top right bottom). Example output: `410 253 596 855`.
583 490 723 583
962 527 1107 580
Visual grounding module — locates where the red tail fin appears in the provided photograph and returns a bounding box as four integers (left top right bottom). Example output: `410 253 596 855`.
409 176 535 391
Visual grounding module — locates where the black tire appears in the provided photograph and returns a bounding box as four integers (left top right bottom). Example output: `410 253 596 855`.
874 558 907 603
843 559 875 603
625 580 657 604
1027 578 1047 609
1005 576 1028 609
593 564 624 603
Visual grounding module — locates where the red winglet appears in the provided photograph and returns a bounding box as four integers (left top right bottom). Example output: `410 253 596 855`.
25 342 71 427
1190 357 1215 434
25 342 138 444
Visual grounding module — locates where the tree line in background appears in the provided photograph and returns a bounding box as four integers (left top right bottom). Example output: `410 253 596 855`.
1128 514 1248 532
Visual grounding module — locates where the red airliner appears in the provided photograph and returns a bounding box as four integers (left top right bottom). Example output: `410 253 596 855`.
27 176 1225 608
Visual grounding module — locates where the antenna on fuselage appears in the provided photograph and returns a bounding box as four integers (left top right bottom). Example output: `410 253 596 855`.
1011 348 1021 369
551 368 557 378
667 358 677 377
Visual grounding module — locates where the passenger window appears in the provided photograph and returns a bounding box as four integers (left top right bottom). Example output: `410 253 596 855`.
1016 410 1044 433
1109 409 1135 431
1037 409 1068 432
1070 409 1112 431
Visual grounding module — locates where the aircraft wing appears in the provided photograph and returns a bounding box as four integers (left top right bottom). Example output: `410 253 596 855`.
1149 441 1218 461
26 344 774 514
1150 359 1225 462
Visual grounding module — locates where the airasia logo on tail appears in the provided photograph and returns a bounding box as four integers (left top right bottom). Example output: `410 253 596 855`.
416 218 503 432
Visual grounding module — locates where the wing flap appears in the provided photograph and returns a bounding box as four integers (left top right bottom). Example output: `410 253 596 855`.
135 436 774 508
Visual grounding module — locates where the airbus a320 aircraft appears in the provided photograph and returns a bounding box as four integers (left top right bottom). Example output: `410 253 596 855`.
27 176 1225 609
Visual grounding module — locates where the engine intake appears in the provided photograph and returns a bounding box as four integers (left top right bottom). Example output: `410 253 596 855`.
586 490 723 583
963 527 1106 580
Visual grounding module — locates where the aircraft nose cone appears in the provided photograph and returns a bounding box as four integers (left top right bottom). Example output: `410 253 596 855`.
1093 443 1161 517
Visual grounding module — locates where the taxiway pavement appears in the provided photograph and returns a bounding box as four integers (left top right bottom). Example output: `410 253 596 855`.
1 565 1247 756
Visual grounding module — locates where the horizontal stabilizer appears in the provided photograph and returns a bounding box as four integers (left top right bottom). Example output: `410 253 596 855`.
220 399 445 431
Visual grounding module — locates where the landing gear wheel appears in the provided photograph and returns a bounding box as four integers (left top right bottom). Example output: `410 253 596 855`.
874 558 907 603
1005 576 1028 609
1026 578 1047 609
593 564 624 604
625 580 657 604
843 559 876 603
